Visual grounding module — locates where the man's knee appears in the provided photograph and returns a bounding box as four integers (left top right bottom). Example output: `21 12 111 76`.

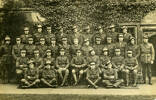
79 70 83 75
72 69 76 74
65 69 69 74
21 79 26 82
16 69 23 75
35 79 40 83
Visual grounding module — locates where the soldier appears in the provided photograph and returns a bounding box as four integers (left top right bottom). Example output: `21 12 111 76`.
111 49 125 80
126 37 140 58
43 49 55 67
56 27 68 45
16 49 29 83
48 37 58 58
45 26 55 45
124 50 138 87
87 49 100 67
56 48 69 86
71 49 86 85
34 24 44 45
115 34 127 57
20 59 40 88
122 26 132 43
20 26 32 44
100 47 111 71
70 38 81 57
92 37 103 57
107 24 119 43
102 61 123 88
82 25 93 44
69 25 84 45
140 35 155 85
33 50 43 70
36 37 48 57
25 37 36 58
59 37 71 59
0 36 12 83
104 36 115 57
12 37 24 60
86 62 101 89
81 39 93 59
41 60 58 88
92 26 106 44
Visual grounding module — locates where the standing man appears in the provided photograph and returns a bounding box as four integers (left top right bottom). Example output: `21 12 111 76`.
34 24 44 45
140 35 155 85
0 36 12 83
20 26 32 44
122 26 132 43
45 26 55 45
82 25 93 45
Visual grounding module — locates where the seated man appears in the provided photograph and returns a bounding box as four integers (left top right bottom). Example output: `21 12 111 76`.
71 49 86 85
56 48 69 86
20 59 40 88
86 62 101 89
102 61 123 88
41 60 58 88
124 50 138 87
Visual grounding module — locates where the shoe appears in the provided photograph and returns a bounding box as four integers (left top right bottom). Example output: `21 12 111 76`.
94 85 98 89
87 85 91 88
149 82 152 85
133 84 137 87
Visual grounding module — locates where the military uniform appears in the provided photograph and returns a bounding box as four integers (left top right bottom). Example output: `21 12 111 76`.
81 39 93 58
82 26 93 44
56 49 69 86
0 36 12 83
48 38 58 58
33 50 43 69
107 24 119 43
44 26 55 45
25 38 36 58
102 61 123 88
111 49 125 79
71 50 86 85
86 62 101 89
12 38 24 60
140 35 155 84
122 26 132 43
20 60 40 88
70 43 81 57
16 50 29 82
92 37 103 56
56 28 68 45
41 60 58 87
87 50 100 67
20 27 32 44
104 36 115 57
36 38 48 57
43 50 55 66
92 26 106 44
115 34 127 57
34 25 44 45
124 51 138 86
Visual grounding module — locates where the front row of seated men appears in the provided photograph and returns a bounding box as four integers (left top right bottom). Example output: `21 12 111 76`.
16 47 138 89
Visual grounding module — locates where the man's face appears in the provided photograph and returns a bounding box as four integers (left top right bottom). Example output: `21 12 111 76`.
74 39 79 44
115 51 120 56
28 40 33 44
60 51 65 55
38 28 42 32
90 64 96 70
29 63 34 69
131 39 135 44
21 53 26 57
85 41 89 46
73 28 78 33
16 40 21 44
119 37 123 42
47 29 51 33
99 29 103 33
103 51 108 56
107 38 112 43
111 28 115 32
90 50 95 56
35 53 39 57
123 28 127 33
47 52 51 56
76 52 81 56
107 63 112 69
46 64 51 69
24 30 29 34
5 40 10 44
96 40 101 44
51 40 56 44
128 53 132 57
40 40 45 45
62 40 67 44
143 38 148 43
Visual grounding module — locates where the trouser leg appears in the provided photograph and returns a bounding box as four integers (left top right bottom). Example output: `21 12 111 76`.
61 69 69 86
142 63 147 83
147 64 152 84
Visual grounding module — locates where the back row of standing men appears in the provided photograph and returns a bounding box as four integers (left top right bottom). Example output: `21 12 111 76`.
0 24 155 89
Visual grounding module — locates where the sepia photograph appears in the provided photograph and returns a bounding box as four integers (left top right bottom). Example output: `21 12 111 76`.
0 0 156 100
